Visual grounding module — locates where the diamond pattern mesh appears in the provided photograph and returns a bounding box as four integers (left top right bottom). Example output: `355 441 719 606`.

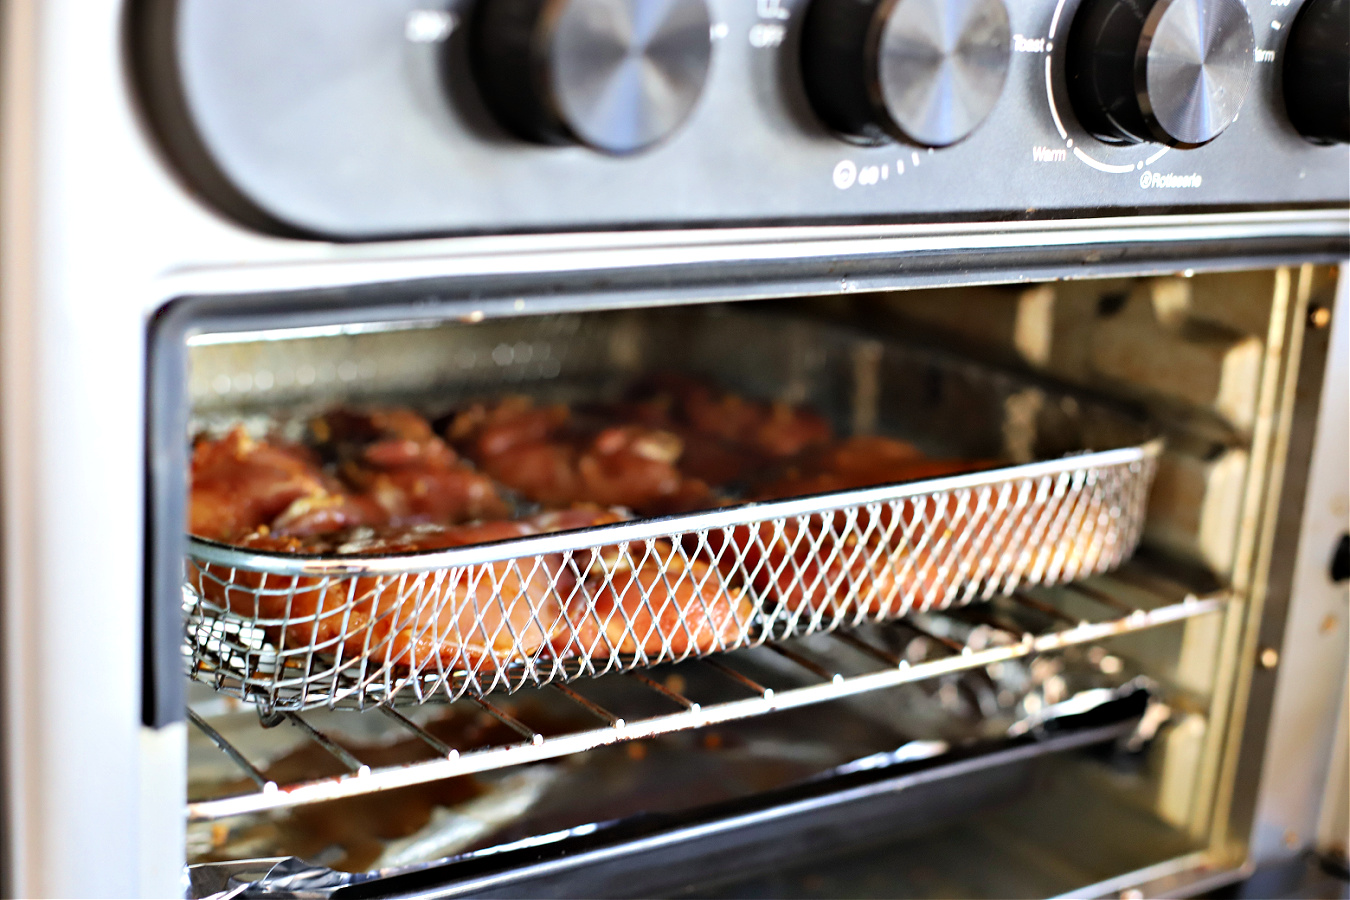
184 451 1157 711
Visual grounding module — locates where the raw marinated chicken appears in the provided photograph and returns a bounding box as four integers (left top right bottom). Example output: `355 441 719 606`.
446 397 713 515
712 499 972 622
615 374 834 485
632 374 832 458
193 512 600 673
188 375 1005 672
560 553 755 661
754 436 996 500
309 407 508 526
704 445 1004 619
445 395 570 461
189 426 378 542
191 502 753 671
684 389 832 460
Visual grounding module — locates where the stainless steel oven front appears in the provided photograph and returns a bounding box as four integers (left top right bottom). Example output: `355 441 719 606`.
1 0 1347 897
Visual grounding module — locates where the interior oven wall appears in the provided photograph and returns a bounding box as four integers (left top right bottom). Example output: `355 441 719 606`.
827 268 1348 881
831 267 1339 852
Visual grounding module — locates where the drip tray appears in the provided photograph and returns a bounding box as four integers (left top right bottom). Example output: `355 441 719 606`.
189 689 1153 900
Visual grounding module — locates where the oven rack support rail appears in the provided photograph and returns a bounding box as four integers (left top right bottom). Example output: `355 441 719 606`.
187 563 1225 821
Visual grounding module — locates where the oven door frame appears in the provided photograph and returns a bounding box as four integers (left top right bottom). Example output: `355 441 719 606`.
132 251 1341 900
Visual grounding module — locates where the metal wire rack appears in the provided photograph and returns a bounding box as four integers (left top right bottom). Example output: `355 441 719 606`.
186 561 1224 822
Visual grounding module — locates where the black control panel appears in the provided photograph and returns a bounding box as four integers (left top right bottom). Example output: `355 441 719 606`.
135 0 1350 239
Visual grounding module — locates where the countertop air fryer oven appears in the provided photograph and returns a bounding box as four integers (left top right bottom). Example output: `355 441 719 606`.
1 0 1347 897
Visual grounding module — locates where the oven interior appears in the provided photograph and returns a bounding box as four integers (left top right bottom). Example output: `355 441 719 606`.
174 266 1337 898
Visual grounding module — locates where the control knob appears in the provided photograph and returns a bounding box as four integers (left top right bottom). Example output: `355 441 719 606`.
800 0 1013 147
1066 0 1256 147
1282 0 1349 144
470 0 712 155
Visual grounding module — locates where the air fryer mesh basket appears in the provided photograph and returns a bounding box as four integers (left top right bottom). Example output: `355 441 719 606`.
182 308 1162 710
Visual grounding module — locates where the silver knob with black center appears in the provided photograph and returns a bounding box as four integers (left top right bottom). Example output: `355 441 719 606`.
800 0 1013 147
470 0 712 155
1066 0 1256 148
